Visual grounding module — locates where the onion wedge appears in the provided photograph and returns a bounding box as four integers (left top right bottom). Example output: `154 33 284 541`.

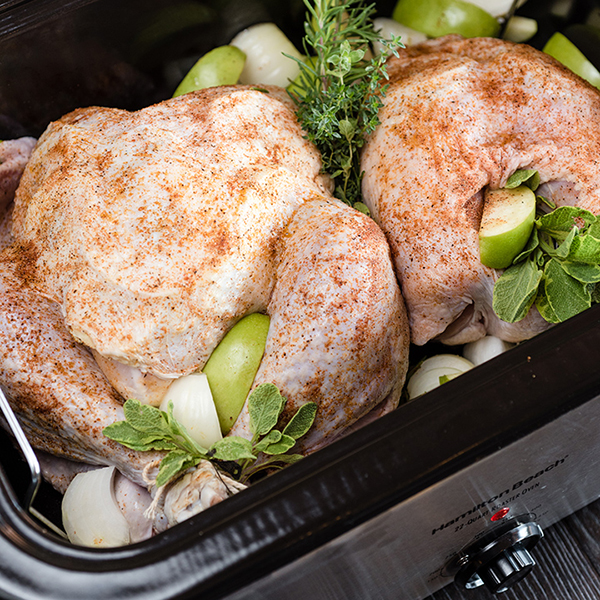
62 466 131 547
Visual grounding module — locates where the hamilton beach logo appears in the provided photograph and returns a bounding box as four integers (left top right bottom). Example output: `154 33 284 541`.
431 455 568 536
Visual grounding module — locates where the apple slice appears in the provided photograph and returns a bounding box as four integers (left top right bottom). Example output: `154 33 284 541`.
392 0 501 39
203 313 270 434
172 45 246 97
466 0 528 18
543 32 600 90
479 185 536 270
287 56 318 99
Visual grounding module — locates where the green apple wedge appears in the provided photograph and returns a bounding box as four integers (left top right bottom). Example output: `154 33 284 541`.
392 0 501 39
173 45 246 97
479 185 536 270
543 32 600 90
203 313 270 435
287 56 318 99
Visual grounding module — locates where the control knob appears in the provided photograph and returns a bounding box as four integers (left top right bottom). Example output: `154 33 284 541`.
454 520 543 593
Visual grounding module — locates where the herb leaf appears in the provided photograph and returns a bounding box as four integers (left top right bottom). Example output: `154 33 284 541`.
512 227 539 264
102 421 179 452
104 383 317 487
253 429 283 454
261 434 297 455
538 258 591 322
156 451 201 488
210 437 256 462
561 261 600 283
538 206 596 240
289 0 403 209
568 223 600 263
506 169 540 191
490 171 600 325
248 383 286 437
493 259 543 323
282 402 318 440
554 226 578 259
123 399 170 435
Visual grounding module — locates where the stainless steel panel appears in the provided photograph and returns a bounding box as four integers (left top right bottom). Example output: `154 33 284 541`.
226 393 600 600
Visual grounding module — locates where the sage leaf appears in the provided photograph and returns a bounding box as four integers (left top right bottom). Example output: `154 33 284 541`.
262 434 297 455
537 195 556 211
162 401 209 455
538 258 591 322
493 259 543 323
102 421 178 452
560 261 600 284
555 226 577 259
248 383 286 437
282 402 318 440
512 228 539 264
568 226 600 264
254 429 283 454
506 169 540 191
156 451 201 487
538 206 596 240
123 399 170 435
535 289 560 323
534 246 546 267
210 437 256 462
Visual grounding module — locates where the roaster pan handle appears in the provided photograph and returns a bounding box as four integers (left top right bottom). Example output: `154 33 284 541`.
0 387 41 513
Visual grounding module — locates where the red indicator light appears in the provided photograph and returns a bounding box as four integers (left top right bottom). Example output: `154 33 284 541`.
490 508 510 522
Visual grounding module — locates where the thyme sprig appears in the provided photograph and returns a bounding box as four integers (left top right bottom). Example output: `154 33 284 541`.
288 0 403 209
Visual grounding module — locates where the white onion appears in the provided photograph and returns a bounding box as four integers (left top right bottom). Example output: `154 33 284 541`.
415 354 475 374
463 336 514 366
160 373 223 449
407 354 474 400
372 17 427 53
62 466 131 547
230 22 303 87
503 16 538 43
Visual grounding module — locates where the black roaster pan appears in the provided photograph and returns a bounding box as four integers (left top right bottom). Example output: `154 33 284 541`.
1 0 600 598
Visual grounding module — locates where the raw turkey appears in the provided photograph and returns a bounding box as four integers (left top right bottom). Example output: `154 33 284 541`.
0 85 410 531
361 36 600 346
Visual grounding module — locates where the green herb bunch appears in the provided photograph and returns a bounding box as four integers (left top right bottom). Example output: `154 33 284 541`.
493 170 600 324
288 0 403 210
103 383 317 487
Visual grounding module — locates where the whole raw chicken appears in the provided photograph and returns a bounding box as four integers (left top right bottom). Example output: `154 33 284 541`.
0 85 409 533
361 36 600 346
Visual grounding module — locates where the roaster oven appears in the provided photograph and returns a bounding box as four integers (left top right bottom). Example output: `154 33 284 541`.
0 0 599 598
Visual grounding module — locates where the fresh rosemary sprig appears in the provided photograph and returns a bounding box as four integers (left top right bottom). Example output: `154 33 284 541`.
288 0 403 210
103 383 317 486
